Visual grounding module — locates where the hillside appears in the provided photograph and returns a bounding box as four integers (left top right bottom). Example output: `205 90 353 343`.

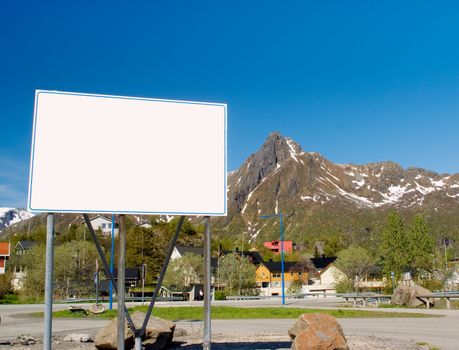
214 132 459 250
3 132 459 253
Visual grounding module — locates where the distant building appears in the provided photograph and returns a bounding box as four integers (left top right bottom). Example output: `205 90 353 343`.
0 242 10 274
304 257 347 295
82 215 119 236
220 249 264 266
256 260 308 296
171 245 204 260
11 240 40 290
15 240 37 255
263 240 294 255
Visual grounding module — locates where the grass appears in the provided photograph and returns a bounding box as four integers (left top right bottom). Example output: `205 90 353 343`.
0 293 40 305
44 306 440 321
416 342 440 350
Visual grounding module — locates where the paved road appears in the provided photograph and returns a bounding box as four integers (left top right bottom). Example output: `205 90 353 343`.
1 300 457 349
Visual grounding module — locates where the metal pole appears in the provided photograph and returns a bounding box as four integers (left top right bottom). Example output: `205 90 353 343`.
142 263 145 306
82 214 135 331
118 214 126 350
140 216 185 330
95 272 99 306
110 214 115 310
203 216 212 350
43 213 54 350
280 212 285 306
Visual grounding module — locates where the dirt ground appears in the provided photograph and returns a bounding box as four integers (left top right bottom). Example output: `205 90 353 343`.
0 333 438 350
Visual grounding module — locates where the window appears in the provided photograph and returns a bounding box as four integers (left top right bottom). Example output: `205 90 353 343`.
102 223 107 229
273 273 281 278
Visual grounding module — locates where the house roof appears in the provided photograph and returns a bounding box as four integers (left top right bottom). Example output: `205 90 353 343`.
311 257 336 270
221 250 264 265
0 242 10 256
80 215 112 225
261 261 299 272
16 240 37 250
175 246 204 256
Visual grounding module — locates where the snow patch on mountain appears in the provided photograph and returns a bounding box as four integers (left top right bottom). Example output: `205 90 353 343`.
0 208 35 231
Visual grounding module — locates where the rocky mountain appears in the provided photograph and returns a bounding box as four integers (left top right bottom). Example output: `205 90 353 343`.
0 208 35 232
215 132 459 247
3 132 459 251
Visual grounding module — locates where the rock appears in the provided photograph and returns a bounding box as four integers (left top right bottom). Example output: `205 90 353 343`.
17 335 36 346
131 312 175 350
174 328 188 337
90 304 106 314
391 284 435 307
288 313 349 350
95 311 175 349
94 318 133 349
64 333 94 342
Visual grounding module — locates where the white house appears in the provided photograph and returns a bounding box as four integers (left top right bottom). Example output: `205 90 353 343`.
84 215 119 236
303 262 347 295
171 246 204 260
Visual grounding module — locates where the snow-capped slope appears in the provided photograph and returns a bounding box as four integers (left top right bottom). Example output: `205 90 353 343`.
216 132 459 243
0 208 34 232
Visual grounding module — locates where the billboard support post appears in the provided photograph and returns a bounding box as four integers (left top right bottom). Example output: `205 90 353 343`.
83 214 135 327
109 214 115 310
203 216 212 350
117 214 126 350
43 213 54 350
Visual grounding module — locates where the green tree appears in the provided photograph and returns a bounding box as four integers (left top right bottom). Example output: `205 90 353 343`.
126 226 169 281
380 211 410 279
163 253 204 292
409 215 435 277
217 253 258 296
53 241 100 298
22 245 46 300
22 242 100 299
335 246 374 281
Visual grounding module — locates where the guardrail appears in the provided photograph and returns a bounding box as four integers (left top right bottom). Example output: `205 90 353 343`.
417 292 459 309
59 296 184 304
336 293 391 307
226 292 338 301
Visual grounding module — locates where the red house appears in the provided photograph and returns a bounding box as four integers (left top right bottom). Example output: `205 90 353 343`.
263 240 294 255
0 242 10 274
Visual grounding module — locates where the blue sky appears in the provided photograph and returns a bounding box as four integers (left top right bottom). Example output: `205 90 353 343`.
1 1 459 207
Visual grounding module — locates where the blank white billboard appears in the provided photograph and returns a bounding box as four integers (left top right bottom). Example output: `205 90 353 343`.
28 90 227 216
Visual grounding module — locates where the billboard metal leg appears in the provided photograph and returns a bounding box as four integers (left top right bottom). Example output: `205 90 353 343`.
140 216 185 333
118 214 126 350
82 214 136 331
43 213 54 350
203 216 212 350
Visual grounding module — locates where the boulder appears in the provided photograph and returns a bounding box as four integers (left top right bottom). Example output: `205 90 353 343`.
64 333 93 342
391 284 434 307
95 311 175 349
288 313 349 350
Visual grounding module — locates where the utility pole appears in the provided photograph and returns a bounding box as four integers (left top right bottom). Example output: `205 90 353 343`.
260 211 285 305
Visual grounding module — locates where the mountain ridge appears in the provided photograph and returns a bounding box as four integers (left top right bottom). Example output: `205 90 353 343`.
2 132 459 252
216 132 459 247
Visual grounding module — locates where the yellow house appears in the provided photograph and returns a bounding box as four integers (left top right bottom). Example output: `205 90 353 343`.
256 261 308 296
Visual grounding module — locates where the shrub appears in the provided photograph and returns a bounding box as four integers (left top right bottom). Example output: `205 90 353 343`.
335 278 354 293
214 290 226 300
0 272 13 299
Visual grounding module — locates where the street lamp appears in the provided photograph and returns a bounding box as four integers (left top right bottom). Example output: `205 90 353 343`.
260 211 285 305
